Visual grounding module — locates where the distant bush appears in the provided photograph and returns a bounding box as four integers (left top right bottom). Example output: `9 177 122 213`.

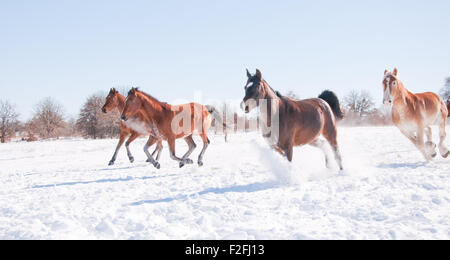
0 100 20 143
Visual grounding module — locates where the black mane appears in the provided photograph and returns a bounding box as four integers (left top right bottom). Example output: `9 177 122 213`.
263 79 283 99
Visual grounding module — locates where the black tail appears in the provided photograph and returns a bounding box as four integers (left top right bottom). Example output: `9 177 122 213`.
318 90 344 120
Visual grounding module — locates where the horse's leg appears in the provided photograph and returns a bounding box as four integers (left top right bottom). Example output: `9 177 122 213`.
167 137 185 167
272 145 285 156
425 126 432 142
424 126 437 158
152 140 164 162
125 132 140 163
179 135 196 168
411 126 432 161
322 129 343 170
144 136 157 162
197 134 210 167
109 132 128 165
438 114 449 158
143 136 160 169
284 142 294 162
324 139 343 171
310 139 333 169
398 128 417 144
398 127 427 159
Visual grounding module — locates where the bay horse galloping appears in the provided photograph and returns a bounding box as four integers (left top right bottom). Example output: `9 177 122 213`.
383 68 449 160
121 88 212 168
102 88 163 166
241 69 344 170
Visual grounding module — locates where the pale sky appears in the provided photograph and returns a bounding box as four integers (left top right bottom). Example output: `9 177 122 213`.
1 0 449 120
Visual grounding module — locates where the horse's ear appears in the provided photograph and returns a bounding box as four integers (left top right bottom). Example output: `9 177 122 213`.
246 68 252 78
393 68 398 76
255 69 262 80
111 88 117 94
128 88 136 95
384 69 389 75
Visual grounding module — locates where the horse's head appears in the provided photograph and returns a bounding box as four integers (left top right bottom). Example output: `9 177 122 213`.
383 68 400 106
121 87 142 121
102 88 120 113
241 69 268 113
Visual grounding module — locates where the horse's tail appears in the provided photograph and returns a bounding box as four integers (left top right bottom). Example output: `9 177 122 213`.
205 105 229 129
319 90 344 120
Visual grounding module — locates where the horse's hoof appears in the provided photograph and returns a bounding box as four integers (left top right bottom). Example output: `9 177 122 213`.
108 161 115 166
129 157 134 163
432 152 437 158
185 158 193 164
443 151 450 158
179 162 185 168
198 161 204 167
154 162 161 169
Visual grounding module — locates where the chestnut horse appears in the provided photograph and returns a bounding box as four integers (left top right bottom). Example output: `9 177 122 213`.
102 88 163 167
383 68 449 160
121 88 212 168
241 69 344 170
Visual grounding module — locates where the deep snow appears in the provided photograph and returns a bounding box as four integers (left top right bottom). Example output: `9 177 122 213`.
0 126 449 239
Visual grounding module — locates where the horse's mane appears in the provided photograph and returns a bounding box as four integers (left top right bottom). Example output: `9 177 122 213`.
135 89 160 102
262 79 284 99
133 88 169 109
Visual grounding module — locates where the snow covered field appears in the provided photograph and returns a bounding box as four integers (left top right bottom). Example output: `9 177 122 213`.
0 126 449 240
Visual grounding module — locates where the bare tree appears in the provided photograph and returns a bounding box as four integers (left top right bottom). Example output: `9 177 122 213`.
343 90 375 118
23 119 38 142
0 100 20 143
76 93 120 139
61 117 80 137
31 97 66 139
439 78 450 100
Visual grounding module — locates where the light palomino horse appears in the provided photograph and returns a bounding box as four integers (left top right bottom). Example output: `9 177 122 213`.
383 68 449 160
121 88 212 168
102 88 163 167
241 69 344 170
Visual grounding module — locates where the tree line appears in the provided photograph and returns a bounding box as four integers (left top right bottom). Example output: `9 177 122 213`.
1 78 449 143
0 93 121 143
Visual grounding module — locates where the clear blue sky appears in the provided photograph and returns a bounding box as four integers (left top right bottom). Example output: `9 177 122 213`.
1 0 449 120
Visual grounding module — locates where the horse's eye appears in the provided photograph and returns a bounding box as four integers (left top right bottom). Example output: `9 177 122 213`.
392 81 397 87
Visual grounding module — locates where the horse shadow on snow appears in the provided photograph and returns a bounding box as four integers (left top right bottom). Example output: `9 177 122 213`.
130 181 279 206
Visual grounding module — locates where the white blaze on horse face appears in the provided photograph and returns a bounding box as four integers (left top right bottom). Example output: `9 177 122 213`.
245 81 254 89
383 76 393 106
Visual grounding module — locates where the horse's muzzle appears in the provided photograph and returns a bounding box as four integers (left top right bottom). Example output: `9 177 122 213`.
240 100 250 113
120 115 127 121
101 107 107 113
